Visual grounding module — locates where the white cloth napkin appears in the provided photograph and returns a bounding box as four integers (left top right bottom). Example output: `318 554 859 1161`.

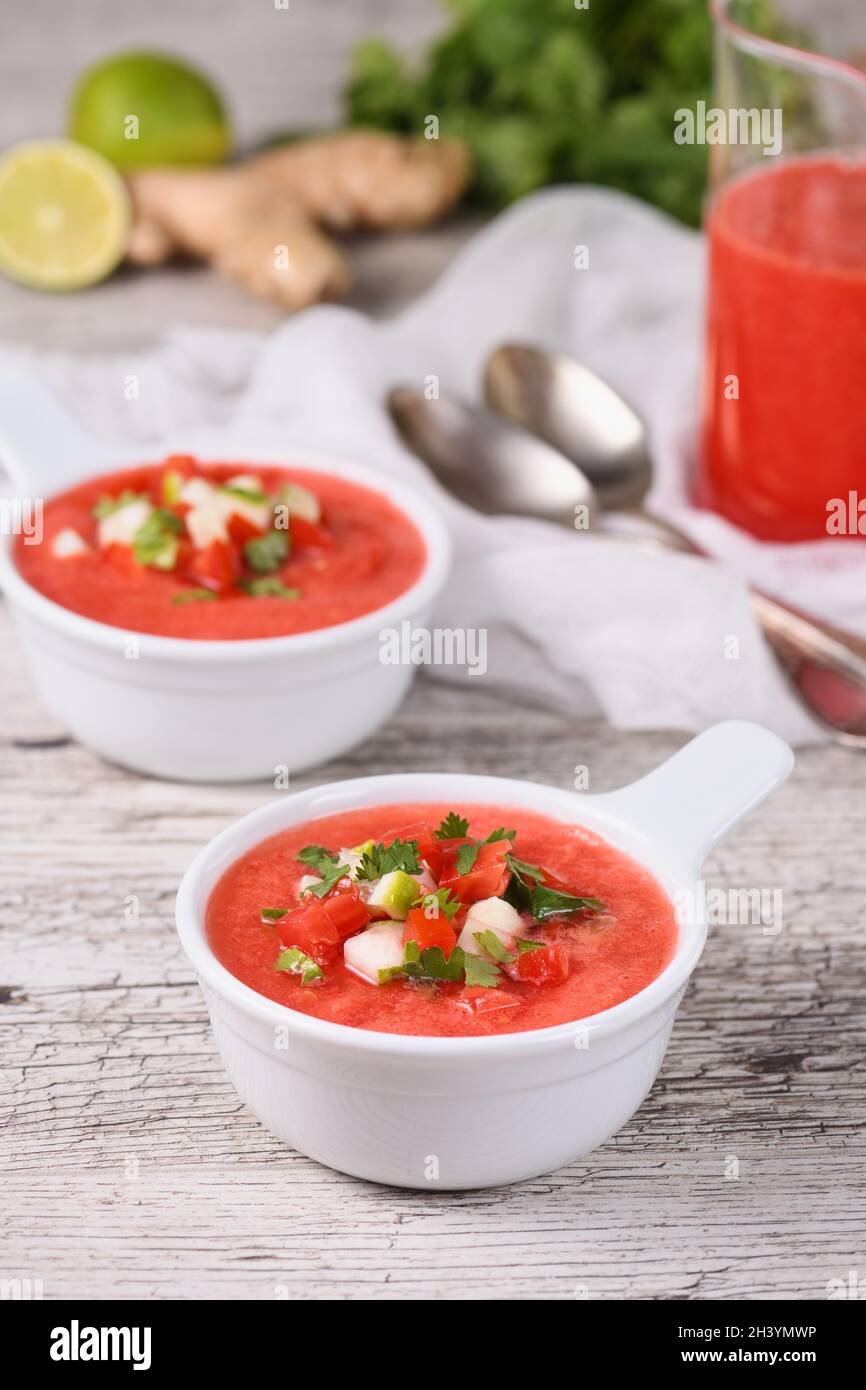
7 185 863 745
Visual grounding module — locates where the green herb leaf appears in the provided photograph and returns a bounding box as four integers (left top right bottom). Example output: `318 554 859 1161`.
261 907 288 922
92 489 147 519
485 827 516 843
243 529 290 574
296 845 346 898
172 587 218 605
463 953 502 988
435 811 469 840
239 577 300 599
133 508 183 571
455 841 479 875
355 838 421 881
504 852 547 910
220 484 270 504
402 939 465 983
473 930 515 963
413 887 461 921
516 937 545 953
528 886 605 923
275 946 323 985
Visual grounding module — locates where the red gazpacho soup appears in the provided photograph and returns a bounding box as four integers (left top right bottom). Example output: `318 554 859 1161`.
206 803 679 1038
15 457 426 639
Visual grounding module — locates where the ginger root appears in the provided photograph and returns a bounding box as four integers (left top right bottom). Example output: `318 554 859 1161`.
126 131 471 312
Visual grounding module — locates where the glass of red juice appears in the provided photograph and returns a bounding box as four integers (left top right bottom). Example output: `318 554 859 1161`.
698 2 866 542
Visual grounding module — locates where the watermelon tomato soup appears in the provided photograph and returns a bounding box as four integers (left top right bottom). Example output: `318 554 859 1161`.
14 456 426 639
206 803 679 1038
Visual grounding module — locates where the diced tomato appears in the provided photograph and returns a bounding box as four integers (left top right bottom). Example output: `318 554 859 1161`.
163 453 198 474
227 512 265 546
289 516 334 550
102 543 142 579
402 907 457 958
277 901 340 965
187 539 241 593
512 943 570 987
381 820 438 871
439 840 510 903
320 888 371 941
453 987 522 1016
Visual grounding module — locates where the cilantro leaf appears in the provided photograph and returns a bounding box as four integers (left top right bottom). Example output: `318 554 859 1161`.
455 841 479 875
172 587 218 605
463 953 501 988
516 937 545 953
133 508 183 571
485 827 516 843
92 489 147 519
243 529 290 574
528 886 605 922
413 887 461 921
220 484 270 504
355 838 421 881
472 930 515 963
296 845 346 897
275 946 323 984
504 852 547 910
402 939 465 982
435 811 469 840
260 907 288 922
239 577 300 599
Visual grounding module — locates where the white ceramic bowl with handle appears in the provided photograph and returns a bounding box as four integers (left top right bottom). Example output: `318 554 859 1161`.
176 720 793 1189
0 372 450 781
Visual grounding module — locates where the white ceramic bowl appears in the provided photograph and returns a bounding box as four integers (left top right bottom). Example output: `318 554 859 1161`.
176 720 793 1189
0 373 450 781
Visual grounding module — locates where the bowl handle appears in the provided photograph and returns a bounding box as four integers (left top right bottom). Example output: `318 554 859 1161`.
599 720 794 871
0 370 113 496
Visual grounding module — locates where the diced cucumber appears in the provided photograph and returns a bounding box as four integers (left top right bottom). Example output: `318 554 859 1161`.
51 527 89 558
344 922 405 985
457 897 522 958
180 478 228 548
366 869 421 920
97 497 152 549
337 839 374 879
278 482 321 524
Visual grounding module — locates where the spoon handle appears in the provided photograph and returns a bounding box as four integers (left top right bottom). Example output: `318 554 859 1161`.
600 508 866 745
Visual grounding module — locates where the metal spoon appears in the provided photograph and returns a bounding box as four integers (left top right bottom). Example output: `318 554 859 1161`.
388 371 866 747
484 343 866 747
387 386 597 529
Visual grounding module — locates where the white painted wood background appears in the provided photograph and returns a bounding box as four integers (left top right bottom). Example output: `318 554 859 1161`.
1 0 865 1304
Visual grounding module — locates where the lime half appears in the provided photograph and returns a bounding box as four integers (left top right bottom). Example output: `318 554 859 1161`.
0 139 131 291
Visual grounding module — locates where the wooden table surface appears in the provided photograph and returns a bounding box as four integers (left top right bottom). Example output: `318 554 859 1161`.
2 599 864 1301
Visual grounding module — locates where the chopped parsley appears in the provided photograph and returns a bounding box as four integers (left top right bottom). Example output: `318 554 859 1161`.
239 576 300 599
435 812 469 839
296 845 347 898
92 490 146 519
472 930 515 963
527 885 605 922
220 484 270 504
413 887 461 921
355 838 422 881
133 508 184 571
260 907 288 922
455 826 515 876
243 529 290 574
172 587 218 605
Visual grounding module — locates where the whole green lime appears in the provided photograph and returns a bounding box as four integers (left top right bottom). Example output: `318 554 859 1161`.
68 51 231 170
